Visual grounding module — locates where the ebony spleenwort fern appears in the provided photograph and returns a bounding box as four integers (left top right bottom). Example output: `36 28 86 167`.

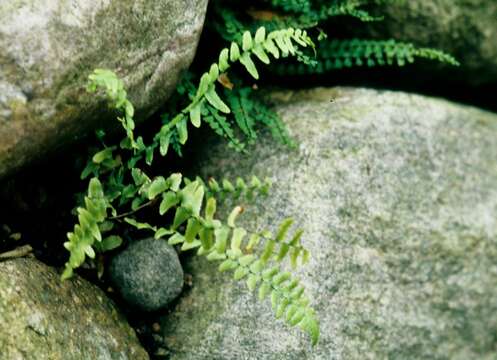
212 0 397 42
63 26 320 345
87 70 138 149
211 0 457 76
64 170 319 344
63 1 461 347
62 178 121 279
275 38 460 75
155 26 313 153
81 27 312 179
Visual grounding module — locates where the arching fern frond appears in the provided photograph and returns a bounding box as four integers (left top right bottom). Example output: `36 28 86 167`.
87 70 138 149
275 38 460 75
148 27 313 158
84 26 312 173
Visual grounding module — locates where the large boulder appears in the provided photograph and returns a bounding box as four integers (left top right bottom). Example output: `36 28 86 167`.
160 88 497 359
0 0 208 178
0 258 149 360
356 0 497 85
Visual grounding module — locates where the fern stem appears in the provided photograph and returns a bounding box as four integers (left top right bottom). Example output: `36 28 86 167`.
109 198 158 220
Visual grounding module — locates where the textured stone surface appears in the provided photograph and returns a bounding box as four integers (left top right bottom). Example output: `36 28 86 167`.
160 88 497 359
0 258 149 360
0 0 208 178
109 238 184 312
356 0 497 85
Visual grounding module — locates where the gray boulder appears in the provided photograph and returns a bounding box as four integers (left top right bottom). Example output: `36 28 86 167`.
160 88 497 359
108 238 184 312
0 258 149 360
356 0 497 85
0 0 208 178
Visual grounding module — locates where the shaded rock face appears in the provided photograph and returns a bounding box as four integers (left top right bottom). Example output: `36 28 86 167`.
108 238 184 312
0 258 149 360
0 0 208 178
160 88 497 359
357 0 497 85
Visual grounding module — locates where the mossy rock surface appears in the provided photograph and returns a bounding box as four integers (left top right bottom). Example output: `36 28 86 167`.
356 0 497 86
0 0 208 178
160 88 497 359
0 258 149 360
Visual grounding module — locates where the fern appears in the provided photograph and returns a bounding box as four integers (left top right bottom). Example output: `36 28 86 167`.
125 172 317 343
211 0 392 42
63 170 319 344
202 175 272 201
224 85 293 146
86 70 138 149
275 38 460 75
84 27 312 170
61 178 120 279
211 0 456 77
63 27 320 345
63 1 462 349
154 27 313 154
271 0 313 14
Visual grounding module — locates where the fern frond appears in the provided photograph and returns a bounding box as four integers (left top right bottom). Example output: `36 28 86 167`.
227 87 258 143
87 70 138 149
310 0 383 22
85 26 310 172
83 168 319 344
203 104 246 152
271 0 312 13
253 99 293 145
62 178 110 279
201 175 272 201
224 85 294 147
154 27 313 156
275 38 460 75
305 0 402 23
212 0 383 40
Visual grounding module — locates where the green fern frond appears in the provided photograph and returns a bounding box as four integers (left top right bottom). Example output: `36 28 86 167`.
66 168 319 344
310 0 383 23
87 70 138 149
135 173 319 344
61 178 110 279
203 104 246 152
271 0 313 13
227 87 258 143
154 27 313 156
224 86 294 147
84 27 312 168
84 25 309 176
275 38 459 75
202 175 272 201
212 0 385 41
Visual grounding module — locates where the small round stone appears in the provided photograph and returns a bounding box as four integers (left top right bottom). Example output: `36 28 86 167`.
108 238 184 312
